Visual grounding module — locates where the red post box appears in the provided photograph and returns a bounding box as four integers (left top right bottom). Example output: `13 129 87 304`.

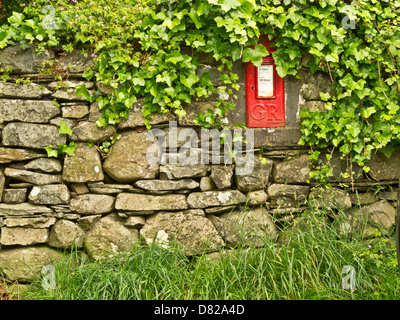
245 37 285 127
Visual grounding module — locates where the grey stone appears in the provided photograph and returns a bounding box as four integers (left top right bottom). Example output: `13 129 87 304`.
300 100 326 113
0 227 48 246
62 105 89 118
162 126 199 148
160 164 210 179
200 176 215 191
70 194 114 215
49 117 76 128
77 215 101 231
253 127 302 149
29 184 70 205
59 50 94 73
0 147 46 164
50 82 95 101
0 246 63 282
300 71 334 101
2 188 27 204
0 203 53 216
178 101 216 126
103 131 160 182
273 155 312 184
70 183 89 195
140 209 224 255
208 207 278 248
187 190 247 209
368 151 400 181
48 219 85 249
4 168 62 185
134 179 199 191
4 217 56 228
118 98 176 129
115 193 188 211
2 123 66 149
0 167 5 202
350 192 379 205
267 184 309 208
84 214 139 260
124 216 146 228
246 190 268 206
204 205 237 214
89 102 102 122
210 165 234 189
278 215 328 245
63 142 104 183
0 44 55 74
338 200 397 238
0 82 51 98
70 122 116 143
235 155 273 192
8 183 33 188
24 158 62 173
87 182 138 194
309 187 352 210
0 99 59 123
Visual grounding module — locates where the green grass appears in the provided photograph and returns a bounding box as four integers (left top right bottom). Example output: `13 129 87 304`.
22 206 400 300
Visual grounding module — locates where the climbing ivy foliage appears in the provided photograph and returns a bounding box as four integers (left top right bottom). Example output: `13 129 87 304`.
0 0 399 180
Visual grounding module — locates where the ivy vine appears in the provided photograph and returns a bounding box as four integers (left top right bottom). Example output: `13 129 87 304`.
0 0 399 182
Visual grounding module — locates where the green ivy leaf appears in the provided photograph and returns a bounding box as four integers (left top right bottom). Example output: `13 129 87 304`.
242 44 269 67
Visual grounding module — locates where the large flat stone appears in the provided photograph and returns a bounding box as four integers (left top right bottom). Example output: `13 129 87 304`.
84 214 139 259
338 200 397 238
187 190 247 209
4 168 62 185
69 194 114 215
0 227 49 246
140 209 224 255
2 188 27 203
209 207 278 247
103 131 160 182
235 155 273 192
273 154 312 184
70 122 116 143
48 219 85 249
0 99 59 123
0 147 46 164
0 44 55 74
0 83 51 99
134 179 199 191
62 104 89 119
24 158 62 173
2 123 66 149
63 142 104 183
28 184 70 205
368 151 400 181
0 246 62 282
4 217 56 228
0 203 53 216
267 184 309 208
115 193 188 211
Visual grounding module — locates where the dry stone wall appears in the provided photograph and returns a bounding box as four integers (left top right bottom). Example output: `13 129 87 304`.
0 45 399 284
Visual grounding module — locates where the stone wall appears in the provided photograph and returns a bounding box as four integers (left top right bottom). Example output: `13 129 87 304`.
0 45 399 284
